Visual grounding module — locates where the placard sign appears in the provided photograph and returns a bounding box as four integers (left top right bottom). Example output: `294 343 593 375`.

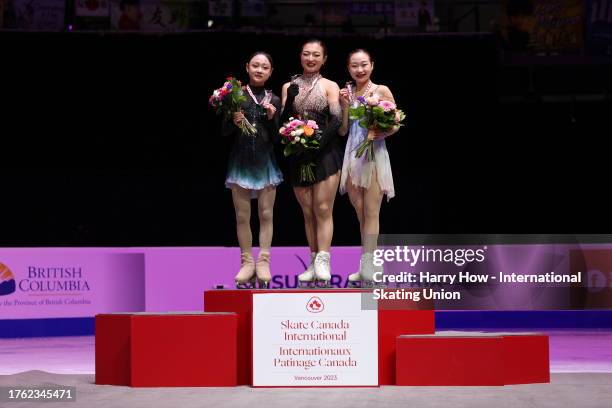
252 292 378 387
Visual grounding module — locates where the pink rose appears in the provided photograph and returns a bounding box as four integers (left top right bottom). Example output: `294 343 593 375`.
307 120 318 129
289 120 302 129
378 100 396 112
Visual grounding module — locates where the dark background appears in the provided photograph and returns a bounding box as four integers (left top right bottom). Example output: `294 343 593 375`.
1 31 611 246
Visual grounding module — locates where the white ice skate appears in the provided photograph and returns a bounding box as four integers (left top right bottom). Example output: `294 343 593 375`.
298 252 316 288
314 251 331 287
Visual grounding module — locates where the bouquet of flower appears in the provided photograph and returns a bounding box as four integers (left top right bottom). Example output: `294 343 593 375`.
279 116 321 183
209 76 257 136
349 94 405 161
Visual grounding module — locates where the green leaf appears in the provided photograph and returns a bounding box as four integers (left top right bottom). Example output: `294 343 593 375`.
358 118 370 129
372 106 384 115
349 105 366 120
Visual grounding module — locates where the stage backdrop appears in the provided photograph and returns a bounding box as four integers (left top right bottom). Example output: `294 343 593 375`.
0 250 145 319
0 247 362 319
1 244 611 321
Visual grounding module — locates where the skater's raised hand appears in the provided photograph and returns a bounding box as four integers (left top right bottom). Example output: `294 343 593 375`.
339 88 350 108
263 103 276 120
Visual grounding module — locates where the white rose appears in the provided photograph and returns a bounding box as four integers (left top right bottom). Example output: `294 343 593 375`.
295 128 304 136
294 136 301 142
291 131 297 137
301 138 306 144
279 127 286 134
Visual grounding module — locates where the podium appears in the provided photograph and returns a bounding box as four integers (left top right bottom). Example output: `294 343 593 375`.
95 312 238 387
204 289 435 386
94 290 550 387
396 331 550 386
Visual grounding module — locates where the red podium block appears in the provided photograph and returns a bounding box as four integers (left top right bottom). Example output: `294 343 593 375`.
396 331 550 386
204 290 254 386
204 289 434 386
502 333 550 384
378 309 435 385
95 312 238 387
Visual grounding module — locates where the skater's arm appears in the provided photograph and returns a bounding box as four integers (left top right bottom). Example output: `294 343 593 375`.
265 94 282 143
280 82 299 125
315 80 341 152
338 85 350 137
